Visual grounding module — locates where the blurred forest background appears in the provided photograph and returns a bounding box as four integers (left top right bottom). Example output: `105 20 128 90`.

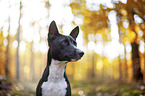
0 0 145 96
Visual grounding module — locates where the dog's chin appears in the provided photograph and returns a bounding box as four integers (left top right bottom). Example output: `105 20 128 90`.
70 59 77 62
61 55 82 62
61 58 77 62
69 57 82 62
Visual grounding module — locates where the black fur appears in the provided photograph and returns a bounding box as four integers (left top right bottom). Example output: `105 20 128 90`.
36 21 84 96
36 49 71 96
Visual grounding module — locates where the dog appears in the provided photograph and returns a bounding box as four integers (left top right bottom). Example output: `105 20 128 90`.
36 21 84 96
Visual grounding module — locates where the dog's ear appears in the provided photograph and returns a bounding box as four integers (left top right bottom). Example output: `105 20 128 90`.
48 21 59 39
70 26 79 40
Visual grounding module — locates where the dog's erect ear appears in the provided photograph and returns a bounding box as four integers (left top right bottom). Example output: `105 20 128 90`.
48 21 59 39
70 26 79 40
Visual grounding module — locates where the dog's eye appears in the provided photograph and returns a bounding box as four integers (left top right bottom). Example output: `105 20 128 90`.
62 40 68 45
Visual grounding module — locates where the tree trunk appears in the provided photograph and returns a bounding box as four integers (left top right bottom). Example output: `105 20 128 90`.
124 45 128 79
91 52 95 79
144 36 145 84
30 42 34 81
131 42 143 81
117 13 123 80
16 1 22 80
126 0 143 82
5 17 10 78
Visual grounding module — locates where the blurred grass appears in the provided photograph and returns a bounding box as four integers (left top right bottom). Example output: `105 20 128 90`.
0 79 144 96
71 79 145 96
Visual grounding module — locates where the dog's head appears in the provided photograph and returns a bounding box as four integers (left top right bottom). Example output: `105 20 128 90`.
48 21 84 62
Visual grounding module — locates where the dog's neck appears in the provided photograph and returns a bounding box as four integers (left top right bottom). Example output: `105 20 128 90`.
48 59 67 82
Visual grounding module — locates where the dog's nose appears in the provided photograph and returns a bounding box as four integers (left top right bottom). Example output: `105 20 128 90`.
79 51 84 57
76 49 84 58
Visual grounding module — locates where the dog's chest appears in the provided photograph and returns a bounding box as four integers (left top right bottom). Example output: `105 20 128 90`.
41 59 67 96
41 78 67 96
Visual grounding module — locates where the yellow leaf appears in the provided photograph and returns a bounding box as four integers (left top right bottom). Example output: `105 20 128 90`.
128 30 136 43
70 3 80 10
84 17 91 24
122 37 128 44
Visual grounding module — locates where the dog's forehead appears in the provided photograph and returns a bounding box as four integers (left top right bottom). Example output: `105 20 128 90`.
58 35 76 41
51 35 76 44
68 36 75 41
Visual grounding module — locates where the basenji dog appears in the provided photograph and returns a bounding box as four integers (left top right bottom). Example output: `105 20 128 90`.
36 21 84 96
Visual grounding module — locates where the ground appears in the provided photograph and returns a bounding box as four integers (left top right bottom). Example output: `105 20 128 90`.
0 79 144 96
71 80 145 96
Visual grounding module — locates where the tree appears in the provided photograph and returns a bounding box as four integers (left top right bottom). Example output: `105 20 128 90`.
70 0 145 82
70 1 112 78
113 0 144 82
16 1 22 80
125 0 144 82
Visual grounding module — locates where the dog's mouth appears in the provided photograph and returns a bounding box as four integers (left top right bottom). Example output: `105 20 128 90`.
64 52 84 62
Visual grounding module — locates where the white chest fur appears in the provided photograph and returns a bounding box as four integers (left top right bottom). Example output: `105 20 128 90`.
41 59 68 96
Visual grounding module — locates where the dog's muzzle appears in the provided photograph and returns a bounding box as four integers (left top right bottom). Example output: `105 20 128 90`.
76 49 84 58
72 49 84 61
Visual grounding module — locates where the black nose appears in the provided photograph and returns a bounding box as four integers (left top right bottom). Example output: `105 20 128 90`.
79 51 84 57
